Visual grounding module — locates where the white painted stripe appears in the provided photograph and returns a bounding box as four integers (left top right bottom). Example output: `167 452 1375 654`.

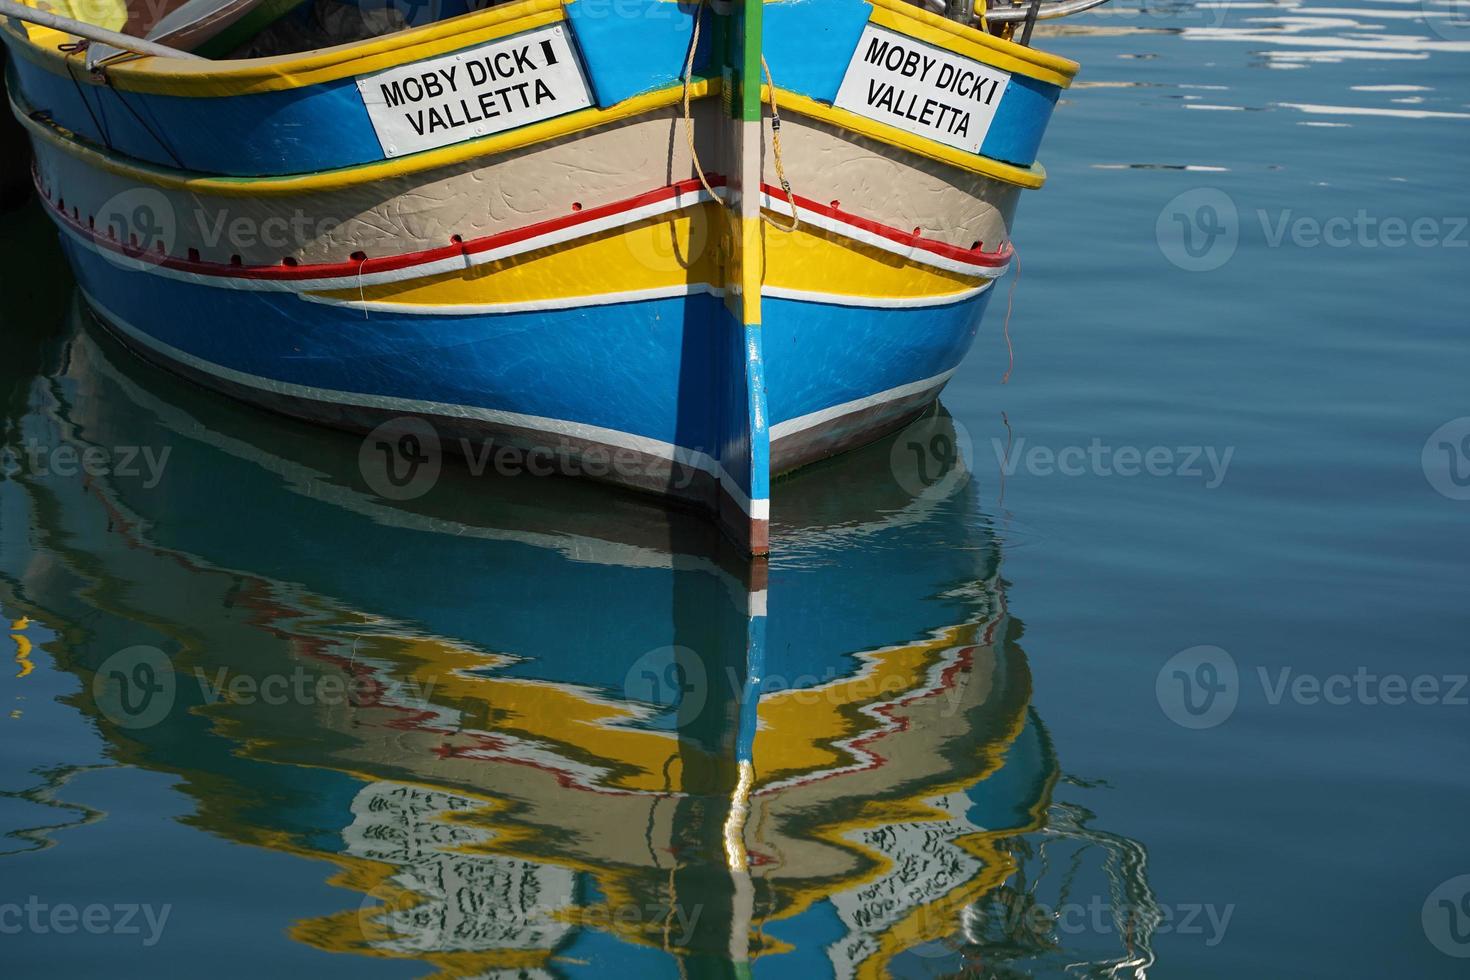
759 191 1012 280
768 367 958 441
81 289 771 519
299 281 989 315
56 187 722 293
741 120 763 223
299 283 721 314
54 184 1002 295
761 282 991 309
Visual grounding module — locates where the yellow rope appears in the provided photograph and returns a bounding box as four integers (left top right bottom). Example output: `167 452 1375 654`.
761 55 799 233
680 2 800 232
681 0 722 204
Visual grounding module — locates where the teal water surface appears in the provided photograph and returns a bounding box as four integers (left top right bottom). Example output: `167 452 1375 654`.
2 3 1469 977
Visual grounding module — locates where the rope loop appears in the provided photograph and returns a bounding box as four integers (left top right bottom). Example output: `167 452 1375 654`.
680 2 801 233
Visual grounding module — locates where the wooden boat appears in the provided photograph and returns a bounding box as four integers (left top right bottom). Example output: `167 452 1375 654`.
1 0 1102 554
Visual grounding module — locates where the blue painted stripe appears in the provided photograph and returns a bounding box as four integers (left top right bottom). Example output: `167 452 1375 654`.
760 290 992 428
763 0 872 104
62 239 725 449
565 0 711 106
980 72 1060 167
7 50 385 175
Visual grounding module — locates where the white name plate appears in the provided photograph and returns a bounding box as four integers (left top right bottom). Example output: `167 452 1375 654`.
356 24 593 159
834 24 1010 155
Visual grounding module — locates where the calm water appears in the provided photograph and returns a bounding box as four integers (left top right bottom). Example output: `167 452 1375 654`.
2 3 1468 976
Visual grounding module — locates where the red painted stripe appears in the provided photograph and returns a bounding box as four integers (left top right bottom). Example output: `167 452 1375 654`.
41 175 723 282
761 183 1013 269
40 168 1008 281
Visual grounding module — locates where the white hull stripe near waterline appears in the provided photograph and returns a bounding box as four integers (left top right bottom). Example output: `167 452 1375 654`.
299 280 993 315
768 367 958 441
81 289 770 521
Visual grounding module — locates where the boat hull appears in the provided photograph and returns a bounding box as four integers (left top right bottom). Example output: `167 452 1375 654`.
4 0 1078 553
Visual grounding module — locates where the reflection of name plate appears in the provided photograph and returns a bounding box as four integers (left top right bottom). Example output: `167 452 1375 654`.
356 25 594 158
346 782 575 953
826 796 981 975
833 25 1010 155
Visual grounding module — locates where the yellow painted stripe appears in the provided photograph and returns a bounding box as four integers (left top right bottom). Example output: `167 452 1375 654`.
311 210 722 305
3 0 568 96
774 88 1048 189
13 80 716 196
742 214 764 326
865 0 1079 88
764 218 984 294
308 206 980 308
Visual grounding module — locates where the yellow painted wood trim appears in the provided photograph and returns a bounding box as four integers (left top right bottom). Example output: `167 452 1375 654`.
12 79 717 196
773 88 1048 189
3 0 567 96
865 0 1079 88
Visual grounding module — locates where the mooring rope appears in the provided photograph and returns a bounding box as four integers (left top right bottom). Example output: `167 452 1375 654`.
681 1 799 232
1001 244 1020 384
760 55 799 233
680 1 721 204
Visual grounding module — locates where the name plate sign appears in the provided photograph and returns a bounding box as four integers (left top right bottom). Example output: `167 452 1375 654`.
833 24 1010 155
356 24 593 159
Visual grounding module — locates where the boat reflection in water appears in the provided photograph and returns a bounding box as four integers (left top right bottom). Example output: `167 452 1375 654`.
2 302 1159 978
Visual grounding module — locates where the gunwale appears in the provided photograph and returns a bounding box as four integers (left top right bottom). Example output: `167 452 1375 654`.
2 0 1078 96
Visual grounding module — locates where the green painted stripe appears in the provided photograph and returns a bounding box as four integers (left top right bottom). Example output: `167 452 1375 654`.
741 0 762 122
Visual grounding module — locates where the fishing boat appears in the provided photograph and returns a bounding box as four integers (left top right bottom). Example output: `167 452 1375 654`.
1 0 1105 554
